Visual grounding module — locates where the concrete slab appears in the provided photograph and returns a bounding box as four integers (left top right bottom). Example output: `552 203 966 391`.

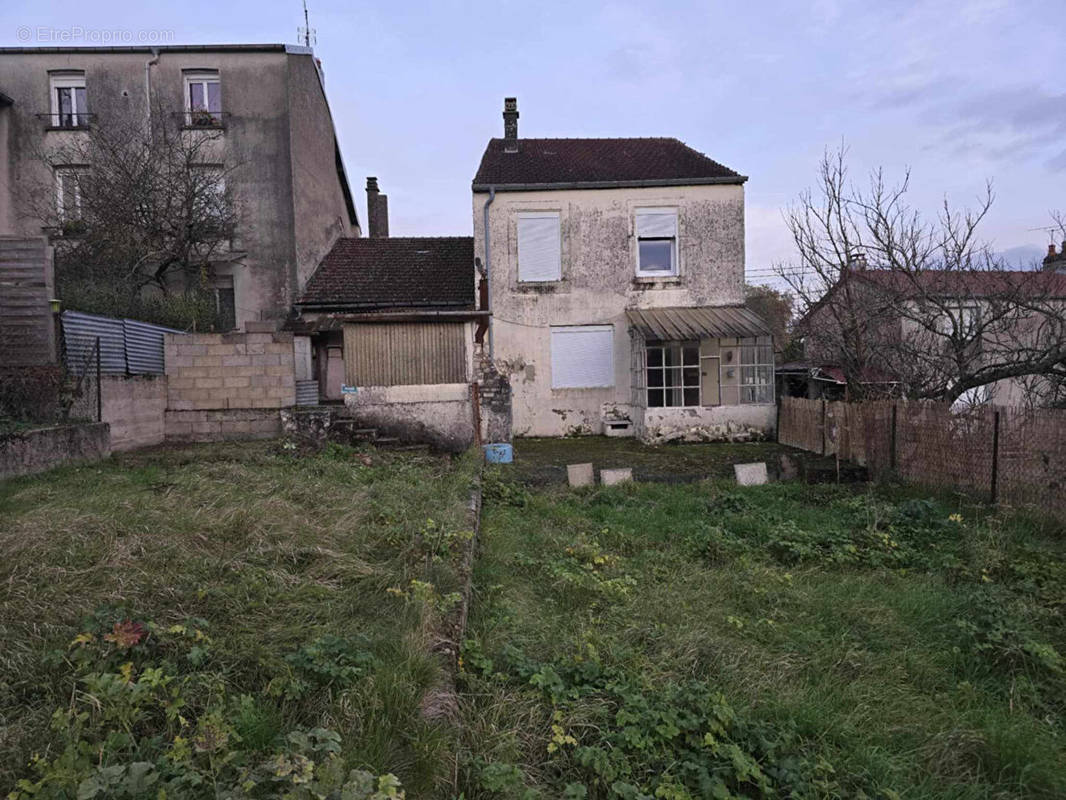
567 463 594 487
600 467 633 486
734 462 768 486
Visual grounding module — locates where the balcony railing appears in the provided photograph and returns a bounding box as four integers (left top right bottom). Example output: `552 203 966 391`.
173 110 229 130
37 112 96 129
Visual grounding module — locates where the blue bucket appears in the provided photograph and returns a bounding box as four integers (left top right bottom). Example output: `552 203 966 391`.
483 443 513 464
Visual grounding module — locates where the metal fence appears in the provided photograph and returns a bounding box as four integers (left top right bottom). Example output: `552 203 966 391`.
66 337 102 422
61 311 185 375
778 396 1066 516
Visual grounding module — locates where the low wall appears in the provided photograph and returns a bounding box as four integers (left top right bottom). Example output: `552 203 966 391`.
0 422 110 480
643 404 776 444
343 383 475 452
164 408 282 443
101 375 167 451
165 330 295 411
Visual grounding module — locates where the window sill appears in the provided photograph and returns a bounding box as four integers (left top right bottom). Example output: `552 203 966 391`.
633 275 681 286
44 125 91 132
516 280 564 293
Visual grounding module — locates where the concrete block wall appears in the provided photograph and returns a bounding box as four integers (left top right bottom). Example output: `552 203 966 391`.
163 329 295 443
101 375 167 451
0 422 110 479
164 331 296 411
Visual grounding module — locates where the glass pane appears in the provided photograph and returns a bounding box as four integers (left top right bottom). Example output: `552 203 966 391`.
758 366 773 384
683 346 699 365
207 81 221 113
665 386 683 407
648 389 664 407
663 346 680 367
682 367 699 386
638 239 673 273
645 348 662 368
758 346 773 365
74 86 87 114
683 388 700 406
741 346 755 365
648 368 663 388
664 367 682 388
189 82 206 110
57 87 72 125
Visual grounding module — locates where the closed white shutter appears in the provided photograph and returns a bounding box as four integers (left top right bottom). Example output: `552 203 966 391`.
550 325 614 388
636 209 677 238
517 212 561 282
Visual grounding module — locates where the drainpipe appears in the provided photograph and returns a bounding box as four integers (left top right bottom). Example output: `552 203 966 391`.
482 186 496 360
144 47 160 127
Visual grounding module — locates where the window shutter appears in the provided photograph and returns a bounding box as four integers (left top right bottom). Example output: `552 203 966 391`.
636 209 677 238
550 326 614 388
517 213 561 281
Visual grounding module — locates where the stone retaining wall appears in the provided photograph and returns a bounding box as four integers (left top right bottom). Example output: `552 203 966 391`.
0 422 110 480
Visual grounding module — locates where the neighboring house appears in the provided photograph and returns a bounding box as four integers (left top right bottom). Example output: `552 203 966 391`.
471 98 774 441
1045 242 1066 271
0 43 358 331
788 265 1066 406
290 178 491 446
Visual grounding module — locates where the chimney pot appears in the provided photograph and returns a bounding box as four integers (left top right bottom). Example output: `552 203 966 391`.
366 176 388 238
503 96 519 141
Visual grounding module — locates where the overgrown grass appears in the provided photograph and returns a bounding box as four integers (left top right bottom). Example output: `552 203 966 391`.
0 441 478 798
458 472 1066 798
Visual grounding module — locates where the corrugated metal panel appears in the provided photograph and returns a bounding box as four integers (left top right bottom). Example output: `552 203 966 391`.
626 306 771 341
61 311 184 375
295 379 319 405
343 322 466 386
62 311 126 374
123 318 184 374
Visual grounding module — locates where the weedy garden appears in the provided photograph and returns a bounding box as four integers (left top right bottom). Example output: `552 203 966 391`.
0 441 479 798
457 471 1066 799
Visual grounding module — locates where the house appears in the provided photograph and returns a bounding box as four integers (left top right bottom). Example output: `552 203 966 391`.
0 43 358 331
289 178 497 449
471 98 775 442
788 265 1066 406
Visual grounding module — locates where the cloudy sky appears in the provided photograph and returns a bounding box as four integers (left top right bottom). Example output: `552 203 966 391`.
3 0 1062 284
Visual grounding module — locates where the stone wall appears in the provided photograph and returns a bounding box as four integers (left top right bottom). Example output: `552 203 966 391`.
101 375 167 451
642 404 776 444
476 353 513 443
163 328 294 442
0 422 110 479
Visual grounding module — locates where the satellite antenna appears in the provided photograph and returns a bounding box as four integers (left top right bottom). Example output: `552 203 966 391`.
298 0 317 47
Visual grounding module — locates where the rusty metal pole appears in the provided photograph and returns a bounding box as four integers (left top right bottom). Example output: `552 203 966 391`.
990 409 1000 505
890 403 897 473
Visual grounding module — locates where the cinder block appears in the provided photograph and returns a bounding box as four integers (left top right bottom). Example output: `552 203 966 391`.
567 463 594 488
734 462 768 486
265 365 289 377
222 355 249 367
600 468 633 486
193 356 222 368
223 376 251 388
194 377 223 389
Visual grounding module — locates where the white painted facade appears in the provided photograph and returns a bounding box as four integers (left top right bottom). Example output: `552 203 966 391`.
472 183 776 440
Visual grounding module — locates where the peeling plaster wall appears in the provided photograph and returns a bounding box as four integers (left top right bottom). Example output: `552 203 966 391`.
473 183 749 437
643 404 776 444
342 383 475 452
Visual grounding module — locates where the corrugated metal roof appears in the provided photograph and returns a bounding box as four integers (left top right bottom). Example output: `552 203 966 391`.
625 306 771 341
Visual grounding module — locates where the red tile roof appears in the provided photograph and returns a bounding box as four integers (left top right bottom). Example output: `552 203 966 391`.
853 268 1066 298
298 237 474 310
472 137 745 190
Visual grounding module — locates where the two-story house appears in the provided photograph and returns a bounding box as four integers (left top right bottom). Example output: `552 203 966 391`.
472 99 775 441
0 43 358 332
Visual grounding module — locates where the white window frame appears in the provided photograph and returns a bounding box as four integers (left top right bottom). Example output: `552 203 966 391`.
739 336 774 405
936 303 980 337
550 325 614 389
49 72 88 128
516 211 562 282
183 70 222 125
635 207 679 278
644 342 701 408
55 167 85 222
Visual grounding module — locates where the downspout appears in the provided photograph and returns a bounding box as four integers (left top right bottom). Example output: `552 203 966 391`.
144 47 160 128
482 186 496 360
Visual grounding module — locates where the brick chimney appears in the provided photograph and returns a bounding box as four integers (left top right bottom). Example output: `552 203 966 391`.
366 177 388 238
503 97 519 152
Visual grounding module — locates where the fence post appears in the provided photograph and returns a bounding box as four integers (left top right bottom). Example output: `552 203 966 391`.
821 399 827 456
990 409 1000 505
890 404 897 472
95 337 102 423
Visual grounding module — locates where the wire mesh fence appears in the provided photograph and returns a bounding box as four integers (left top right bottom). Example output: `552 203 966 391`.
66 336 101 423
779 396 1066 517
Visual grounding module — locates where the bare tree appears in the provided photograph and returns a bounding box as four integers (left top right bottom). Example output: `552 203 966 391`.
778 148 1066 405
24 101 241 327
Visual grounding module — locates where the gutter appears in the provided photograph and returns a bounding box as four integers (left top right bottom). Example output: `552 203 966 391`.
472 175 747 193
483 186 496 359
144 47 159 125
